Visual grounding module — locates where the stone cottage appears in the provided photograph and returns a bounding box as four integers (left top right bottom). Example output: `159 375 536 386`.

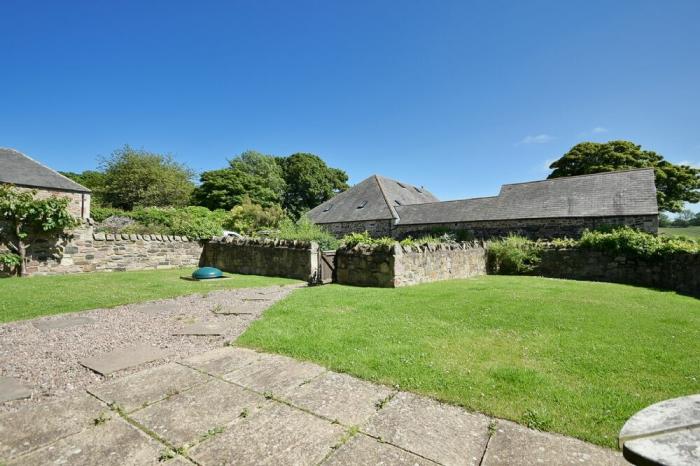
308 169 659 239
0 147 91 219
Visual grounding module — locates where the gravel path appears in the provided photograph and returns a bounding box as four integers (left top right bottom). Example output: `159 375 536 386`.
0 283 302 414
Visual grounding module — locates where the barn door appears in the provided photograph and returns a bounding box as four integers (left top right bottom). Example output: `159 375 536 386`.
319 250 336 284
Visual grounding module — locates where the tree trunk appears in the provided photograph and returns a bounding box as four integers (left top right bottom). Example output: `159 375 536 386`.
14 223 27 277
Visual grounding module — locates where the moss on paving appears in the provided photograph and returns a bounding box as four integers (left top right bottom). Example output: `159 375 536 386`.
0 267 301 323
237 276 700 448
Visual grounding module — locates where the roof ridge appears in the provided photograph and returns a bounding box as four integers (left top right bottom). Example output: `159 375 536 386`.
373 174 399 220
0 147 91 192
501 168 654 188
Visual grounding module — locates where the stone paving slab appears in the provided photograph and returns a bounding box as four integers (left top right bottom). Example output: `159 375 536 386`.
0 392 105 461
324 433 438 465
223 352 327 396
130 378 268 448
362 391 491 466
32 316 96 331
189 401 345 466
481 419 626 466
0 376 32 403
80 344 168 376
9 417 163 466
179 347 262 376
172 322 228 336
284 371 395 426
88 363 211 413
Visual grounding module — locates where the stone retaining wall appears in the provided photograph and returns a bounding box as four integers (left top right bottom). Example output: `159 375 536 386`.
535 248 700 297
200 237 319 282
336 242 488 287
0 225 203 276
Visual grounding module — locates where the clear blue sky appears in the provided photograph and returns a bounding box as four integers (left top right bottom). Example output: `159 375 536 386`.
2 0 699 210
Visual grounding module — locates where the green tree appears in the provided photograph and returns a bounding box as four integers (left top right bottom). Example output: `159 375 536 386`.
548 140 700 212
60 170 107 206
192 151 286 210
100 145 195 210
279 153 349 218
658 212 671 227
0 185 78 276
224 197 287 235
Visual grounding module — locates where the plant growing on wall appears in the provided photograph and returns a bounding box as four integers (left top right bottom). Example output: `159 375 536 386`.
0 185 77 276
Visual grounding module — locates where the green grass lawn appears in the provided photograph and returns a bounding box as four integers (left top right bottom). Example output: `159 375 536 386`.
0 268 302 323
237 276 700 448
659 226 700 239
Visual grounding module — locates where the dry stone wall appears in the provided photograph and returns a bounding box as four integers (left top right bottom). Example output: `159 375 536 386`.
336 242 488 288
200 237 319 282
0 224 203 276
319 219 393 238
535 248 700 297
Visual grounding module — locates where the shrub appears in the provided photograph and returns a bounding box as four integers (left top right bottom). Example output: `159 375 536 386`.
275 216 339 251
94 206 226 239
487 235 543 274
167 206 226 239
224 198 287 235
341 232 395 248
0 252 21 272
91 206 126 222
578 227 699 258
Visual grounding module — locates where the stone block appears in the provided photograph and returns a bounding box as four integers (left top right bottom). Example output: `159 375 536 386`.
32 316 95 331
180 347 262 376
325 433 436 465
481 419 624 465
0 376 32 403
0 393 104 460
362 391 490 465
189 402 344 466
88 363 210 413
9 417 162 466
79 344 168 376
223 352 326 397
284 371 394 426
130 379 267 448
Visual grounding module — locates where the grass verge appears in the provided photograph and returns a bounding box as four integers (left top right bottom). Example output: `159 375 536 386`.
0 267 301 323
236 275 700 448
659 226 700 239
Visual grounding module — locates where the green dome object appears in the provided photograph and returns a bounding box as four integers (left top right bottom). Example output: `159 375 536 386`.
192 267 223 279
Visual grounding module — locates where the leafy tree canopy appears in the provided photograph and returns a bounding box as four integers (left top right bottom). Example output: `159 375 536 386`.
60 170 108 206
548 140 700 212
192 151 286 210
99 145 195 210
279 153 349 218
223 196 286 235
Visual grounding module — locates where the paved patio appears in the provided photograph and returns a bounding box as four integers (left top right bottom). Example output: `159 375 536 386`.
0 346 626 465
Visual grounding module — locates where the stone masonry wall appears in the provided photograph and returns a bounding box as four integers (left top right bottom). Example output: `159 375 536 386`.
535 248 700 297
15 186 91 219
392 215 658 240
200 237 319 282
336 242 488 288
319 219 393 239
0 224 203 276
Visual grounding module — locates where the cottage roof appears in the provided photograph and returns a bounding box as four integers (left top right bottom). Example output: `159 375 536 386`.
0 148 91 193
395 168 658 224
307 175 439 223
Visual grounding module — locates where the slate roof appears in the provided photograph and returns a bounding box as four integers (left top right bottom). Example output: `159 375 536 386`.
307 175 439 223
0 148 90 193
395 169 658 224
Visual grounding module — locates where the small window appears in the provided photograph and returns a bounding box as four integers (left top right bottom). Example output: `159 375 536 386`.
414 186 422 193
322 204 333 212
357 200 368 209
394 200 402 206
396 182 406 188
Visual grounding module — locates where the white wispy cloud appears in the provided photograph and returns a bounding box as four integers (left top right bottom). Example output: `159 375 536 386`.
591 126 608 134
518 134 554 145
677 160 699 168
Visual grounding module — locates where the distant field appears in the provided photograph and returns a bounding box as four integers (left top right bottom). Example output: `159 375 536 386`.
659 226 700 239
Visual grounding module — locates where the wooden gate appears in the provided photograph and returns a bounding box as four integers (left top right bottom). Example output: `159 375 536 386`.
318 250 336 284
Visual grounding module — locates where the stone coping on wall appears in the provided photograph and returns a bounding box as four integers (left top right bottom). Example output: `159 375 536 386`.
92 232 197 242
337 240 486 255
209 236 319 250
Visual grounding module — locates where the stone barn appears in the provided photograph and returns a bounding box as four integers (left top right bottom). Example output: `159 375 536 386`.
308 169 659 239
0 147 91 219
